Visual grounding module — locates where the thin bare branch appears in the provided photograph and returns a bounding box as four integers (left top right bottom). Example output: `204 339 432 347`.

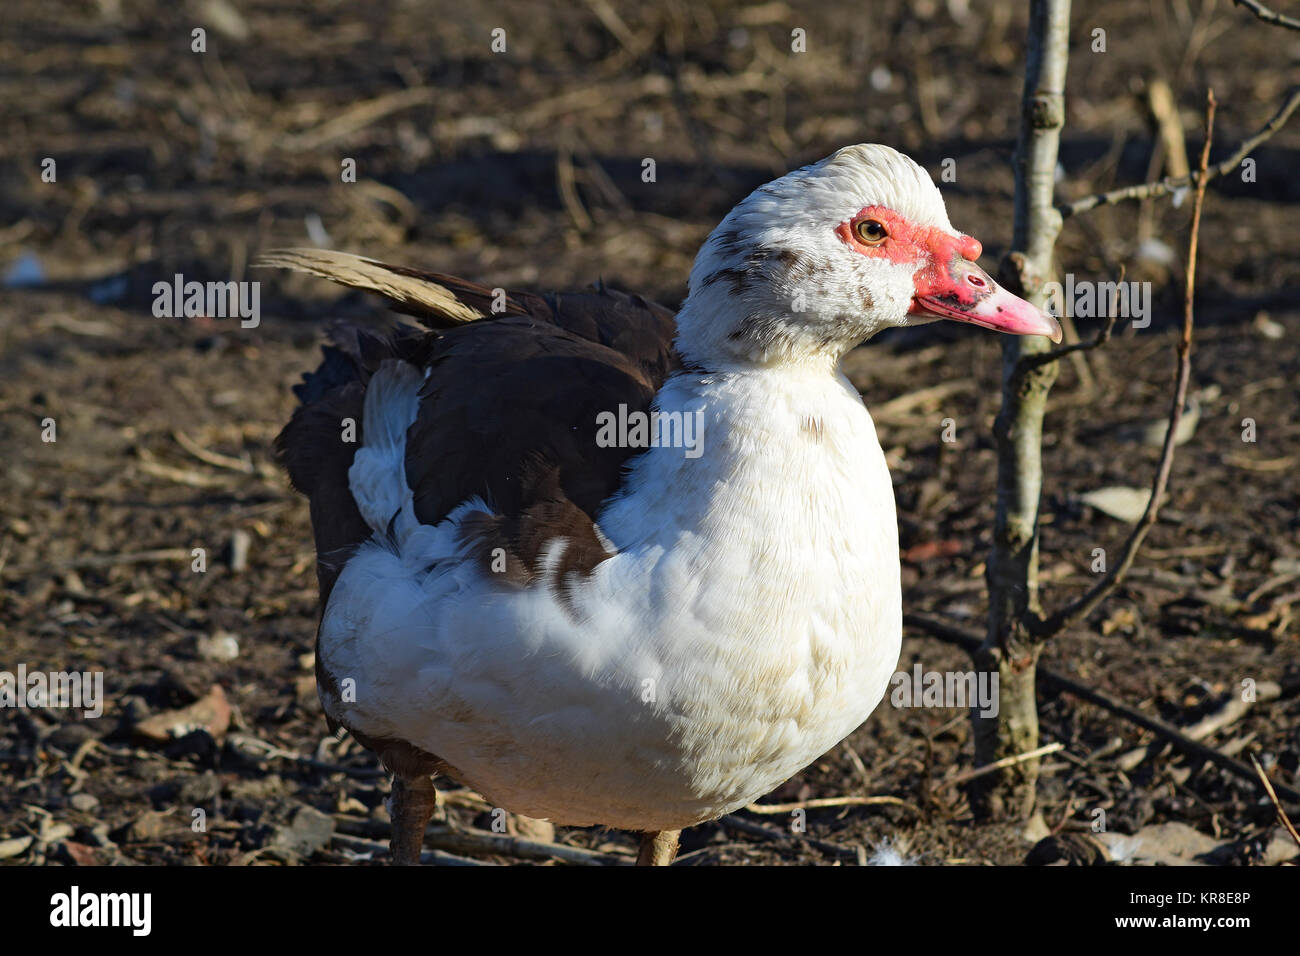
332 815 628 865
938 743 1065 789
744 795 921 816
905 612 1300 806
4 547 193 576
904 612 981 653
1037 90 1216 638
719 814 859 861
1233 0 1300 31
1250 754 1300 850
1014 265 1125 379
1061 85 1298 218
1017 314 1118 376
1050 666 1300 806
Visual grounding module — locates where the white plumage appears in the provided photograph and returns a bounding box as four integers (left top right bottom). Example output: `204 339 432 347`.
276 143 1059 858
321 362 901 830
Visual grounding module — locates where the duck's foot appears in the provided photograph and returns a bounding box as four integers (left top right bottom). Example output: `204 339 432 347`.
389 775 438 865
636 829 681 866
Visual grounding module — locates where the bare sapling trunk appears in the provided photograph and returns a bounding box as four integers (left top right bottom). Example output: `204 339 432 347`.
972 0 1071 820
901 0 1296 822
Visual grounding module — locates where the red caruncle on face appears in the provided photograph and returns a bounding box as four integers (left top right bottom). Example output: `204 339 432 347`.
832 204 1062 342
835 205 982 272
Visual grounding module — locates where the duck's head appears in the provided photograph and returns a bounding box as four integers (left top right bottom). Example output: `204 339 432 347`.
678 143 1062 367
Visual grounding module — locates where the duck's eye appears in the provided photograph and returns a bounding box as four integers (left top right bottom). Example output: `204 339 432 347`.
854 219 888 246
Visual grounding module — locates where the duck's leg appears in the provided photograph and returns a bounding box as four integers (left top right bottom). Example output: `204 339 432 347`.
636 829 680 866
389 775 438 865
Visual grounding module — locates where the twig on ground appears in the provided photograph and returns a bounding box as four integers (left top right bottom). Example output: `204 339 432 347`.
329 832 490 867
744 795 921 816
872 712 967 776
331 815 628 865
1250 754 1300 851
281 87 436 151
842 742 872 789
1116 682 1282 771
4 548 192 576
937 743 1065 790
440 72 776 143
172 429 262 476
135 448 237 488
226 734 385 779
720 814 859 860
905 612 1300 807
581 0 640 52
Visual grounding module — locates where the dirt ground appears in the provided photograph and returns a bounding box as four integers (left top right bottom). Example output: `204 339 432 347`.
1 0 1297 866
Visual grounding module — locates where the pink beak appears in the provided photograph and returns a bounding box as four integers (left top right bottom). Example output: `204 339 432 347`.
910 237 1062 343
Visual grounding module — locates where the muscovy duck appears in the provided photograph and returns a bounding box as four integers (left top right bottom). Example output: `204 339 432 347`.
266 144 1060 866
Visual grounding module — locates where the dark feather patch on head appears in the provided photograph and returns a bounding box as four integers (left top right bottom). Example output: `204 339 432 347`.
699 244 830 300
